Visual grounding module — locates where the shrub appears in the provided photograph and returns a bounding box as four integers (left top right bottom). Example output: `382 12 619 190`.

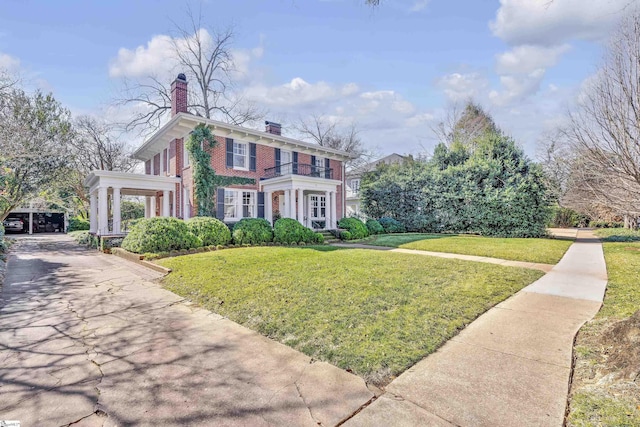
121 217 202 254
378 217 406 233
69 230 91 245
232 218 273 245
68 216 90 232
340 230 352 240
274 218 322 244
591 220 625 229
366 219 384 235
187 217 232 246
338 217 369 240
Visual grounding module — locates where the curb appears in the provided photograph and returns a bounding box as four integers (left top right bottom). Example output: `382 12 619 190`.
111 248 172 275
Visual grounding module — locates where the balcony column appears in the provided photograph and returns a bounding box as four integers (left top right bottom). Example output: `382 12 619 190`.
89 191 98 233
150 196 157 217
331 191 337 229
98 186 108 235
162 190 170 217
289 189 297 220
265 191 273 224
297 189 304 226
112 187 122 234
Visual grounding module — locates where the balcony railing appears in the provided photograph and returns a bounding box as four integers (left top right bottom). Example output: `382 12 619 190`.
263 162 334 180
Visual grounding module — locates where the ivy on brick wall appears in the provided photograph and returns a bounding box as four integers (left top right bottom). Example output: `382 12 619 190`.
186 124 255 217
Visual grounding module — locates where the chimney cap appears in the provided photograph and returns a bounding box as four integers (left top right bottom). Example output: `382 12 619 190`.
265 120 281 127
176 73 187 82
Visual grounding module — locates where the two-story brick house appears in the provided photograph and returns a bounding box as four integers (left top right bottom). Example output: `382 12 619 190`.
84 74 353 235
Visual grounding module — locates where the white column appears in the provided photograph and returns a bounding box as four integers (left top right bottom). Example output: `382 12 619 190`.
283 190 291 218
150 196 157 217
144 196 150 218
297 189 304 225
162 190 170 217
90 192 98 233
325 191 331 230
331 191 337 229
112 187 121 234
98 186 108 235
265 192 272 224
289 189 297 220
28 203 33 235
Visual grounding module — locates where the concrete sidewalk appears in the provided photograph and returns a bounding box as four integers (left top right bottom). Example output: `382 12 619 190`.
345 229 607 427
0 236 373 426
331 243 554 272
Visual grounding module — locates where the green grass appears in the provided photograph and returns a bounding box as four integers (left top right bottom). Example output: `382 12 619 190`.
159 246 543 384
568 241 640 426
360 233 573 264
594 227 640 242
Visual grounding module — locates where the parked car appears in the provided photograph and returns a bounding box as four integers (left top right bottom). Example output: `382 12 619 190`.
3 218 24 233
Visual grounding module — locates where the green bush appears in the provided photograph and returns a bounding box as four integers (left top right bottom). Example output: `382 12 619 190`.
340 230 352 240
338 217 369 240
591 220 625 229
68 216 90 232
69 230 91 245
0 223 5 254
274 218 323 244
232 218 273 245
121 217 202 254
378 217 406 233
102 237 124 251
366 219 384 235
187 217 232 246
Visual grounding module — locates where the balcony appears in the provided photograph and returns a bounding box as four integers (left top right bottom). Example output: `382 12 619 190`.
263 162 334 180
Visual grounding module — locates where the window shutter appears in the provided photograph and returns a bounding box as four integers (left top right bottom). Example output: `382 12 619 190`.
257 192 265 219
250 143 257 172
311 155 317 175
275 148 281 174
226 138 234 168
292 151 298 174
325 158 331 179
216 188 225 221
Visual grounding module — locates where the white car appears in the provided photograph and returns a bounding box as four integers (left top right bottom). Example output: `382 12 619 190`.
3 218 24 232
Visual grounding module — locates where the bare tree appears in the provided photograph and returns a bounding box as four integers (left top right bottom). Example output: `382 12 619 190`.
118 6 262 135
536 128 574 205
295 114 376 171
566 14 640 227
432 101 498 150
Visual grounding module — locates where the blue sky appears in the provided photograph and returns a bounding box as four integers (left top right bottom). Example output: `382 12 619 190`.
0 0 631 157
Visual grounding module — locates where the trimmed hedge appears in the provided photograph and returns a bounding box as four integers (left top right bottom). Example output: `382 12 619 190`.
187 217 232 246
68 216 90 232
232 218 273 245
366 219 384 235
121 217 202 254
338 217 369 240
378 217 406 233
274 218 324 244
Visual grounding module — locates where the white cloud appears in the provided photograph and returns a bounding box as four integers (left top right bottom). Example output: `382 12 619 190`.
437 72 489 102
495 44 571 75
109 33 179 79
0 52 20 71
490 0 636 46
405 112 434 127
410 0 430 12
489 68 545 106
245 77 349 107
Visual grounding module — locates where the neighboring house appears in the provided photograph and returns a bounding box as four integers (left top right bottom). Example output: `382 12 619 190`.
84 74 354 235
345 153 406 218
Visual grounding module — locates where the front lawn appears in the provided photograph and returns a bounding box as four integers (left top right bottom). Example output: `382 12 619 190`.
594 227 640 242
159 246 543 385
360 233 573 264
568 241 640 426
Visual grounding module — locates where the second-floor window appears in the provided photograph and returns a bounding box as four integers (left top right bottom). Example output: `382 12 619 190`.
351 179 361 194
233 142 248 169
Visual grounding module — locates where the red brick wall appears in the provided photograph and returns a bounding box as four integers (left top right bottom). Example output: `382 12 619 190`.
208 136 269 191
298 153 311 166
171 79 188 116
330 159 344 218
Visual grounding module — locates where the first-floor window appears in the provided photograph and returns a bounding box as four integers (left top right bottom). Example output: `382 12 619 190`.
224 189 256 220
310 195 326 219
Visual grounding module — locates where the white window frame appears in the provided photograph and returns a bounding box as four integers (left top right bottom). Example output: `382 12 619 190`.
280 149 292 165
309 195 326 220
223 188 257 221
233 142 249 170
351 179 361 195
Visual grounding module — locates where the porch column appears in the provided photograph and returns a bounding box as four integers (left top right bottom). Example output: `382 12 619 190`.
144 196 150 218
162 190 170 217
265 191 272 224
283 190 290 218
331 191 337 229
325 191 331 230
297 189 304 226
112 187 121 234
150 196 157 217
290 189 297 220
98 186 108 235
89 192 97 233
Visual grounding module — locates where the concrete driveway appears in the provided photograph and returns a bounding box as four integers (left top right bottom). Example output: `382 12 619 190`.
0 235 372 426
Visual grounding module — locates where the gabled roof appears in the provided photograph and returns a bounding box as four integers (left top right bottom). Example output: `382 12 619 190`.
347 153 406 177
132 113 356 162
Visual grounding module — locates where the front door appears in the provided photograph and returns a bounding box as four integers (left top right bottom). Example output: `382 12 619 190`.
308 195 326 229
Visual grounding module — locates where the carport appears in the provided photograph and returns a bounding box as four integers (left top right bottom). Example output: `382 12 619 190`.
84 170 181 235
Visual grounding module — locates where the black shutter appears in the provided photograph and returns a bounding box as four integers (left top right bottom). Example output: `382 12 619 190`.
275 148 281 174
226 138 234 168
325 158 331 179
250 143 257 172
216 188 225 220
311 155 316 175
292 151 298 174
257 192 265 219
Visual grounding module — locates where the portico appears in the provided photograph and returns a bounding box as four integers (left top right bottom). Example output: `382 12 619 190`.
84 170 181 236
260 174 341 230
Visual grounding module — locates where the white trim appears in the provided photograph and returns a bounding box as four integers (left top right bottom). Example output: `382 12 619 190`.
223 188 257 222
